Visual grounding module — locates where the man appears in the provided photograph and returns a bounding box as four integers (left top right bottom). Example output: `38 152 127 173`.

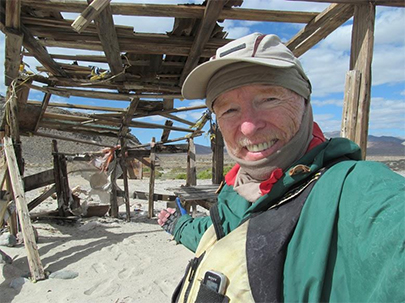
158 33 404 303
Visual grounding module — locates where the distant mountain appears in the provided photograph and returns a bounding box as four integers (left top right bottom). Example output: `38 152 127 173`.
324 132 405 157
195 144 212 155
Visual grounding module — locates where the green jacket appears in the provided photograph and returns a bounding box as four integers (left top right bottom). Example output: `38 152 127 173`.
173 138 404 302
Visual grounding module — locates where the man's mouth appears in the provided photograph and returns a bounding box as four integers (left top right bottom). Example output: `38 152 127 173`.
245 139 278 152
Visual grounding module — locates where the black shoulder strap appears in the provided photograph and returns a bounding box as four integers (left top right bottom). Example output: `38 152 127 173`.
210 204 225 240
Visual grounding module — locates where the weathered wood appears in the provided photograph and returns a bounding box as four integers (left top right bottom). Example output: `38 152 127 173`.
52 140 69 217
32 131 115 148
33 92 51 132
212 124 224 185
20 24 69 78
4 173 18 237
287 4 354 57
351 3 375 159
21 1 319 22
4 32 23 86
287 0 404 7
92 1 125 81
160 113 196 127
148 137 156 219
6 0 21 30
119 97 140 137
186 138 197 186
23 169 54 192
180 0 227 85
160 120 173 143
27 84 182 101
341 70 361 140
109 151 119 218
27 184 56 211
72 0 111 33
119 137 131 222
28 100 126 113
4 137 46 281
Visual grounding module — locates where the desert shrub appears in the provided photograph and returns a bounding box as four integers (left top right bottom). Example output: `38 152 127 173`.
197 169 212 179
175 173 187 179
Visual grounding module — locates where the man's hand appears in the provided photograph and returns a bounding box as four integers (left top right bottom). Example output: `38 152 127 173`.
157 208 179 235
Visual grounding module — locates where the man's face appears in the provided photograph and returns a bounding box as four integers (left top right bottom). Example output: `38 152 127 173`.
214 85 305 162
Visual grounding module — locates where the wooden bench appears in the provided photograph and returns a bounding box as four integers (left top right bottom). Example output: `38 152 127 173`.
169 184 220 216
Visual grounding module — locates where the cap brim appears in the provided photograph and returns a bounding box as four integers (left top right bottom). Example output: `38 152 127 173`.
181 57 295 100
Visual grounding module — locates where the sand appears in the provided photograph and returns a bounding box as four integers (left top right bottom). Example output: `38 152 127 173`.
0 174 211 303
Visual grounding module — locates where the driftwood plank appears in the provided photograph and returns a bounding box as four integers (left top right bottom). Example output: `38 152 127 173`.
4 137 46 281
287 4 354 57
23 169 54 192
180 0 227 85
71 0 111 33
148 138 156 219
92 2 125 81
21 1 319 22
351 4 375 159
28 184 56 211
186 138 197 186
4 32 23 86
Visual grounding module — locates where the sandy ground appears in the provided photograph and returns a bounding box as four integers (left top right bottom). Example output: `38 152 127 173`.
1 163 404 303
0 172 212 303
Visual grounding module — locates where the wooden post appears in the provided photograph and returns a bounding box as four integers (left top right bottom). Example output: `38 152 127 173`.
109 150 119 218
119 138 131 222
148 137 156 219
350 3 375 159
4 137 46 282
52 140 70 217
186 138 197 186
212 123 224 185
341 70 361 140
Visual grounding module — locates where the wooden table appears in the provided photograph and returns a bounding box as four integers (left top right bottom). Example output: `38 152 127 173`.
168 184 220 216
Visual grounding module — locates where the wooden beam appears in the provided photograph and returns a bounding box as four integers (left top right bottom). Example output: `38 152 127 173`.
212 124 224 185
186 138 197 186
4 137 46 281
341 70 361 140
286 3 354 57
4 32 23 86
351 3 376 159
28 184 56 211
19 24 69 78
32 131 115 148
92 1 125 81
288 0 404 8
179 0 227 85
27 84 182 101
71 0 111 33
148 137 156 219
4 0 22 86
28 100 126 113
160 120 173 143
160 113 195 127
33 92 51 132
23 169 54 192
119 97 140 137
21 1 320 22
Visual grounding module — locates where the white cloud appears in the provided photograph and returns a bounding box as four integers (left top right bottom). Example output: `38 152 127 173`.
401 90 405 96
313 113 342 132
311 98 343 107
241 0 328 12
369 97 405 133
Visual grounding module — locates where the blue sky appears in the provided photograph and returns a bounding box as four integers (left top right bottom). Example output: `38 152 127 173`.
0 0 404 147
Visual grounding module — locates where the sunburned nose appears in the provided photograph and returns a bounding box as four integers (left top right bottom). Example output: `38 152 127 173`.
240 116 265 136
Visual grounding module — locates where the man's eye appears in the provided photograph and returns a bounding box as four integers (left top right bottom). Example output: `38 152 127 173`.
220 108 237 117
264 97 277 102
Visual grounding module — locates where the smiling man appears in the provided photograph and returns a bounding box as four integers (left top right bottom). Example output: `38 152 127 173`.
158 33 404 303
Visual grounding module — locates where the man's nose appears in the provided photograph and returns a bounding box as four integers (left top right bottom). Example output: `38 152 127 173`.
240 110 265 136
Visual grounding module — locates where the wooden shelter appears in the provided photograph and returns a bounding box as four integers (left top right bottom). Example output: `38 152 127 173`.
0 0 403 281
